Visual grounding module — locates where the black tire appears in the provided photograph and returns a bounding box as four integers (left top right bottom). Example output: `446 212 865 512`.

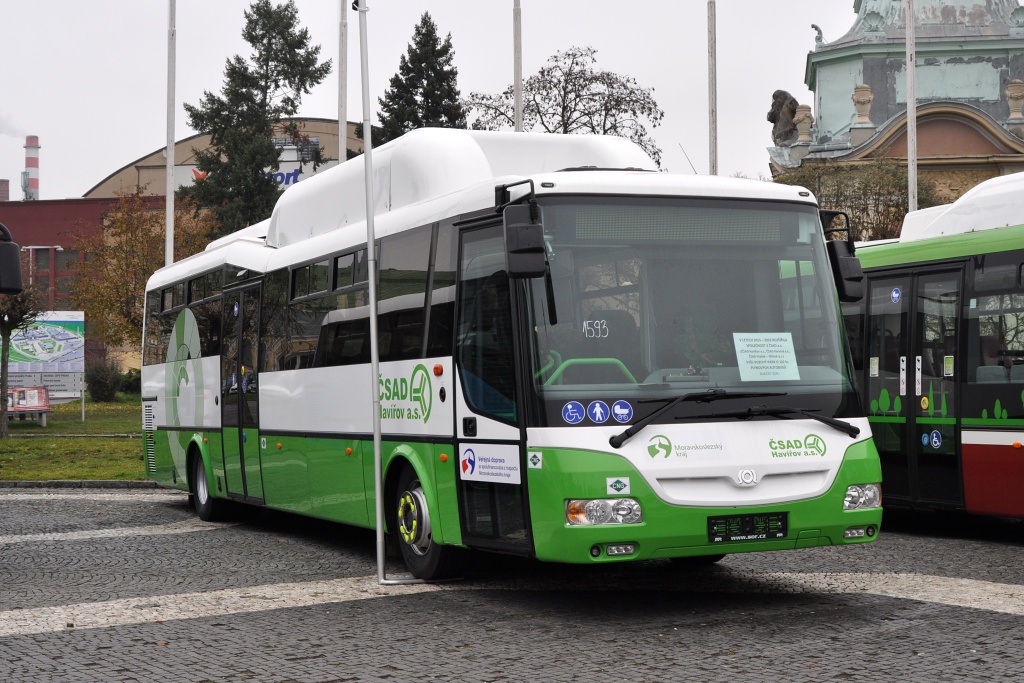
670 554 726 568
191 455 223 522
394 465 463 580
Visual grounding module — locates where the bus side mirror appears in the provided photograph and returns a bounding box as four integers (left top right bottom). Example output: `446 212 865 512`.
503 203 547 279
820 209 863 303
826 238 864 303
0 222 23 295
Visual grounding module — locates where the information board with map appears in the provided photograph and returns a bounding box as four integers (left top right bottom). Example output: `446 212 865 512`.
7 311 85 373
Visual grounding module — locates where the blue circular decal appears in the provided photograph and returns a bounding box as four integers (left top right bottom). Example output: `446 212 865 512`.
562 401 585 425
930 430 942 449
588 401 610 424
921 433 930 446
891 287 902 304
611 400 634 424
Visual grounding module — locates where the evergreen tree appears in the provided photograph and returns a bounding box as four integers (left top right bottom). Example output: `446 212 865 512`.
179 0 331 238
376 13 466 145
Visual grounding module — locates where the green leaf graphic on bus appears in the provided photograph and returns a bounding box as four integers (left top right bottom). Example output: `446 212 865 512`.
165 309 204 478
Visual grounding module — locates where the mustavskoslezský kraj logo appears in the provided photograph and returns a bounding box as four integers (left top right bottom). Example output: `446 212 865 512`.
647 435 672 458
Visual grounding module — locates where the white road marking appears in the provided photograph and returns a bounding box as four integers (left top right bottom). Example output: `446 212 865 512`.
0 576 441 637
3 490 1021 636
740 571 1024 615
2 571 1023 637
0 518 236 545
0 492 185 502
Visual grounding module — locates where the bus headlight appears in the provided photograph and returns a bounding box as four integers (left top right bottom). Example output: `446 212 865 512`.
844 484 881 510
566 498 643 526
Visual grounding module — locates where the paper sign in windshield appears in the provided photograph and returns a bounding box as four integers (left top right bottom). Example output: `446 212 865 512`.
733 333 800 382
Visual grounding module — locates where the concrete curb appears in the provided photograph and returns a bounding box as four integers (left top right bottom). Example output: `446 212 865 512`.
0 480 160 489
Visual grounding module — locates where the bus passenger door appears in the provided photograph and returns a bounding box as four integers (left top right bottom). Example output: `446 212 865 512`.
453 224 533 556
865 269 962 508
221 285 264 503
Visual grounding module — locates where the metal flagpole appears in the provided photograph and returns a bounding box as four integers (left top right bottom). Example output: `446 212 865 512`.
513 0 523 131
355 0 423 586
707 0 717 176
339 1 348 155
906 0 918 211
165 0 176 266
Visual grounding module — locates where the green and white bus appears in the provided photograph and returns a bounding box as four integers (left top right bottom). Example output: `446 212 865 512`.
846 171 1024 519
143 129 881 580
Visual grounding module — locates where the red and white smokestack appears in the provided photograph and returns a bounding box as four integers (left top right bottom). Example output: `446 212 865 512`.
23 135 40 200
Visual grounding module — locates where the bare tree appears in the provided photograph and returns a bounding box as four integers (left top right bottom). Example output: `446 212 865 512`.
69 187 212 351
466 46 664 166
0 287 43 438
775 158 940 241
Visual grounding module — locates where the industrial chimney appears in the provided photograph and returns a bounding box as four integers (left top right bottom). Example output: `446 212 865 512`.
22 135 39 200
0 179 9 202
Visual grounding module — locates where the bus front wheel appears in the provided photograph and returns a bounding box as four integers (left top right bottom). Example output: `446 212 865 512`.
191 455 223 522
394 465 462 580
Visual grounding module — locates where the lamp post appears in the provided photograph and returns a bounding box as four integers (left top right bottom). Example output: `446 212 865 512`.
906 0 918 211
708 0 717 175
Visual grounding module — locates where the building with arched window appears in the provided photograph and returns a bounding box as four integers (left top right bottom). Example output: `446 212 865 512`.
771 0 1024 203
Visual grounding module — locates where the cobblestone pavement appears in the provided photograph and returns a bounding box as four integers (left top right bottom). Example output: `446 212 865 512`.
2 489 1023 682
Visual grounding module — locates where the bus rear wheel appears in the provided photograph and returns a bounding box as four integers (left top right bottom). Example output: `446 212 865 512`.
191 455 223 522
394 465 462 580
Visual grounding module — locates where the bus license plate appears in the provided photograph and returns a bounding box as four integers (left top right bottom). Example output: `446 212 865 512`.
708 512 788 542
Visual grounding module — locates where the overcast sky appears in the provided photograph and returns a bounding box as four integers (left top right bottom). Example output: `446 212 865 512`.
0 1 858 201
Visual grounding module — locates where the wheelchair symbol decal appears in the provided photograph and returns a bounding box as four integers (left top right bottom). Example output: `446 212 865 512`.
562 401 585 425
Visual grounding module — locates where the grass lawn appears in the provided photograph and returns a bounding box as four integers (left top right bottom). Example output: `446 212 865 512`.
0 393 146 481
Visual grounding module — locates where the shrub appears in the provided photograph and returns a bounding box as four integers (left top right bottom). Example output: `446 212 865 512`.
121 368 141 394
85 359 123 402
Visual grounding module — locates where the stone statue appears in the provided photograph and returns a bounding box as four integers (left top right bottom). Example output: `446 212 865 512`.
767 90 800 147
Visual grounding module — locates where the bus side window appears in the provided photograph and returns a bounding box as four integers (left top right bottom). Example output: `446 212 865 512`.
260 270 289 372
968 257 1024 387
378 226 432 362
143 291 162 366
192 298 222 357
286 295 329 369
318 312 371 367
425 222 458 357
457 227 516 422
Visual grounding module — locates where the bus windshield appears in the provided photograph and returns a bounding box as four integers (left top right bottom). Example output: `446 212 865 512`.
528 196 858 424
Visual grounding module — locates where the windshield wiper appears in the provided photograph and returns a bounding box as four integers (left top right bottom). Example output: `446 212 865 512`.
608 389 786 448
690 405 860 438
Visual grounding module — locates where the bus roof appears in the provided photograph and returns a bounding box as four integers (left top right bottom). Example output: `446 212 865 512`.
898 171 1024 243
265 128 657 249
264 128 817 249
147 129 821 292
